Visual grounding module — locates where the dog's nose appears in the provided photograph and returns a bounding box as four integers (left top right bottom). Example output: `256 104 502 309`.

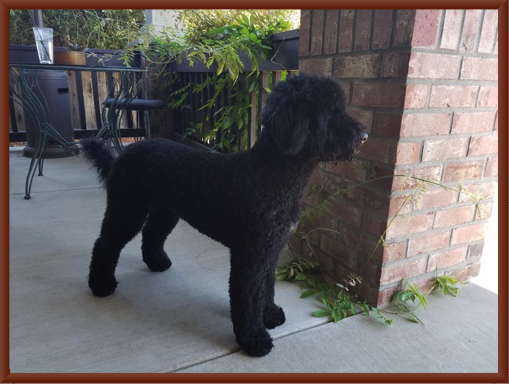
361 132 368 143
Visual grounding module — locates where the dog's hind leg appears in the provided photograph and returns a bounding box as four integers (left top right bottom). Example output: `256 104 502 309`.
89 203 149 297
141 206 179 272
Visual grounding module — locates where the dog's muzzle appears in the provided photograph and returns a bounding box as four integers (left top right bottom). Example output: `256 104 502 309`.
361 131 368 143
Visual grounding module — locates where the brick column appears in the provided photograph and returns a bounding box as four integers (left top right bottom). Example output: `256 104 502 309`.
296 10 498 307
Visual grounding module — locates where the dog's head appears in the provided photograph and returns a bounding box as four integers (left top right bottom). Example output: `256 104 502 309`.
261 75 367 163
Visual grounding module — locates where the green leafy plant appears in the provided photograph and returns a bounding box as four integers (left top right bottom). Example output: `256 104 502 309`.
433 274 465 297
124 10 298 152
279 174 483 326
390 274 465 324
276 255 393 325
9 9 144 49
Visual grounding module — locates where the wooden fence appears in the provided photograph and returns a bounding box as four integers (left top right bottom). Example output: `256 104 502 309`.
9 46 146 142
170 70 298 152
9 30 299 147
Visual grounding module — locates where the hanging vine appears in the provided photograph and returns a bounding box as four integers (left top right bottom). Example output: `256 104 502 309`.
121 10 298 152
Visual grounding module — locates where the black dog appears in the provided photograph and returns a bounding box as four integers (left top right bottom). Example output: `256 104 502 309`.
82 75 367 357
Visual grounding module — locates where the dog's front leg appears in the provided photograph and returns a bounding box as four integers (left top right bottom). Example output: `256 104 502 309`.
262 254 286 330
229 248 274 357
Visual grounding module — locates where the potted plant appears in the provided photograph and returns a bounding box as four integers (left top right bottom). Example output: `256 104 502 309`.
53 40 87 65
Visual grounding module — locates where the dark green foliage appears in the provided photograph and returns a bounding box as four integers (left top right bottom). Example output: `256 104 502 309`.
9 9 144 49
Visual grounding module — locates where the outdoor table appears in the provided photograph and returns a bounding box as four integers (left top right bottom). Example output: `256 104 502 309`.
9 62 147 199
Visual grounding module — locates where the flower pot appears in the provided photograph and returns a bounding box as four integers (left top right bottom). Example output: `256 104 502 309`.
53 51 86 65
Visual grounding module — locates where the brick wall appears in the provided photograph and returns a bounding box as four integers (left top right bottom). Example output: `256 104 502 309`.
295 10 498 307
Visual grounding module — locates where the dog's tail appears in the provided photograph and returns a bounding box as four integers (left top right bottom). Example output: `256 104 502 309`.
81 139 114 182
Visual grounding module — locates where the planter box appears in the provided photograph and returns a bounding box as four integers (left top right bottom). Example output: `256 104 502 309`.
171 29 299 73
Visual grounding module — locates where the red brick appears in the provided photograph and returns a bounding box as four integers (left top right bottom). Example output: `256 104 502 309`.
422 137 469 162
341 226 378 255
428 246 468 271
408 230 451 257
334 54 381 79
326 158 366 182
451 222 488 245
386 212 434 239
459 10 482 53
468 134 498 156
320 234 357 269
362 189 391 216
323 175 363 203
408 52 461 79
441 10 463 50
450 262 481 281
383 241 407 263
451 111 497 134
377 285 400 308
374 113 402 137
363 211 389 237
366 165 395 192
358 138 397 164
337 81 352 102
485 157 498 178
412 10 441 48
400 113 452 138
299 58 333 77
310 10 325 56
311 212 339 234
429 85 478 108
319 234 340 256
392 165 442 192
299 10 311 57
380 257 428 285
288 233 303 254
414 188 458 210
477 86 498 108
461 57 498 81
434 205 475 228
310 248 336 276
378 277 434 308
396 142 421 165
323 10 339 55
352 83 406 108
388 194 413 216
346 108 373 134
458 181 496 203
443 160 484 182
372 10 393 50
467 242 484 260
355 10 372 51
404 84 431 109
475 200 494 221
393 10 415 47
338 10 355 52
330 201 362 228
382 52 410 78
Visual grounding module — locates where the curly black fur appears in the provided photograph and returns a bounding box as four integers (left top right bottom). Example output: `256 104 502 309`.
81 75 367 357
81 138 115 182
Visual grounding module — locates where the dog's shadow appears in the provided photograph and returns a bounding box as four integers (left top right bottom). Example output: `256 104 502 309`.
85 245 237 350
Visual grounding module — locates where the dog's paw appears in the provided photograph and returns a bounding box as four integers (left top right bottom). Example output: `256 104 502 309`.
264 305 286 329
144 251 172 272
236 329 274 357
89 274 118 297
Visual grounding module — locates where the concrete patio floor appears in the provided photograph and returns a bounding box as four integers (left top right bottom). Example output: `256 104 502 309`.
9 147 499 373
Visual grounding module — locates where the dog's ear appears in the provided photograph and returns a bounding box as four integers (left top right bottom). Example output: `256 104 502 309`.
261 82 310 155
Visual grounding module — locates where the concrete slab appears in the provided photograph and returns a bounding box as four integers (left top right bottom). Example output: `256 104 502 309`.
9 151 499 373
178 283 498 373
9 152 328 373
